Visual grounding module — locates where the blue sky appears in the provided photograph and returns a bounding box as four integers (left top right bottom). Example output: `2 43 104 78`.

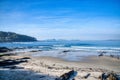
0 0 120 40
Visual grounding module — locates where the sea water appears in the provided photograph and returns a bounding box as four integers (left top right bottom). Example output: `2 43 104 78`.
0 40 120 61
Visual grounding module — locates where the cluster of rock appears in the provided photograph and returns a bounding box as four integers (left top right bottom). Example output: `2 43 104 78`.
99 72 120 80
56 70 120 80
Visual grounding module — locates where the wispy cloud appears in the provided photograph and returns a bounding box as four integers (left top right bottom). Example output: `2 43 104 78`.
0 0 120 40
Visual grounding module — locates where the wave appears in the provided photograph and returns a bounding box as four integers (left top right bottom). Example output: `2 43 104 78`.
0 41 120 53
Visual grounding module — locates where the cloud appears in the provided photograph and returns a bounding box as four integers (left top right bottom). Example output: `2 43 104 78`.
0 0 120 40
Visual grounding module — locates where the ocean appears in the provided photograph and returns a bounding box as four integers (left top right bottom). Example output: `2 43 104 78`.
0 40 120 61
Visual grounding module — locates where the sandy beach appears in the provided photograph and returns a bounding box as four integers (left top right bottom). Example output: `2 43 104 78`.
0 51 120 80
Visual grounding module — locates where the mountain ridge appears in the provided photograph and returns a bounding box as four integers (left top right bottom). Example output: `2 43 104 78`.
0 31 37 42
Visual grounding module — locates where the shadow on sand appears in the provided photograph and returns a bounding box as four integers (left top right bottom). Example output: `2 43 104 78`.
0 55 56 80
0 58 56 80
0 69 56 80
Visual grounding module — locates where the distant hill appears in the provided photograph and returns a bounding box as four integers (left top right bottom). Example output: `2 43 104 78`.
0 31 37 42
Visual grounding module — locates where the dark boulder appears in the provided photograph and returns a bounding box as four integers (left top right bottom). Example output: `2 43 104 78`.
55 70 77 80
0 47 12 53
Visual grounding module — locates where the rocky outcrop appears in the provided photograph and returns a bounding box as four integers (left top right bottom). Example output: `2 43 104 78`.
0 31 37 42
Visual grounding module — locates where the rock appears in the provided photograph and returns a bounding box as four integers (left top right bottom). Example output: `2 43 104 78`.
101 73 110 80
98 53 104 57
21 57 31 59
62 50 70 53
0 53 15 57
48 67 53 69
84 73 91 79
100 72 120 80
108 73 120 80
0 47 12 53
55 70 77 80
0 58 28 66
30 50 39 52
116 74 120 80
110 55 114 58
